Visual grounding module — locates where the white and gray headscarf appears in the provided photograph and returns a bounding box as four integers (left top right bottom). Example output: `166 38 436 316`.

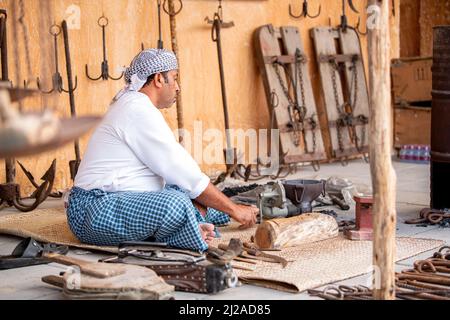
112 48 178 102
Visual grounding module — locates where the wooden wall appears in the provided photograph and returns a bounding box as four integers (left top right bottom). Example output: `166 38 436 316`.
400 0 420 57
400 0 450 58
419 0 450 57
1 0 401 194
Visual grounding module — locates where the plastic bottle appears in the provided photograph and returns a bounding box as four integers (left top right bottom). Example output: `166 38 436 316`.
412 145 420 162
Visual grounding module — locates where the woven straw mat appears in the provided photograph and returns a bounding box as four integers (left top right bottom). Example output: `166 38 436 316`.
0 208 444 292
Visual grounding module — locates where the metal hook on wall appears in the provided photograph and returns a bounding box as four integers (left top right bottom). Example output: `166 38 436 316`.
355 17 368 36
36 24 77 94
85 15 123 81
289 0 321 19
339 0 360 32
141 0 167 51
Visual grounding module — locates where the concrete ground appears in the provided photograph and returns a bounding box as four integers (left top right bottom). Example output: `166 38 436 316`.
0 158 447 300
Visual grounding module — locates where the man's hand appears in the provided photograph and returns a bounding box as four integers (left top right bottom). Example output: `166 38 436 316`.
231 204 259 229
195 182 259 229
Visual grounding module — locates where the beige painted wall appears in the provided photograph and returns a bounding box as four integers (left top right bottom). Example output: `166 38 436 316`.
1 0 400 194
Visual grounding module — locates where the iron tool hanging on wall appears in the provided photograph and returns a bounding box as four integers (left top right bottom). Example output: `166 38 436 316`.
205 1 237 183
289 0 321 19
85 15 123 81
141 0 173 51
62 20 81 181
36 24 77 94
207 2 289 184
339 0 360 32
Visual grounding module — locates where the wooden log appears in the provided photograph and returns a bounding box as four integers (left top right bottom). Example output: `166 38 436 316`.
368 0 397 300
254 213 338 250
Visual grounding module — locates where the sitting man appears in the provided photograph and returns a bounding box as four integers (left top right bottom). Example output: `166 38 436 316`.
67 49 258 252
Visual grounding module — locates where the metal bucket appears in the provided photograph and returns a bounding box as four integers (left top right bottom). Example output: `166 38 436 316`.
431 26 450 209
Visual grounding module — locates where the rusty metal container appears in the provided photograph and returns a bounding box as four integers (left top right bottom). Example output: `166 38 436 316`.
431 26 450 209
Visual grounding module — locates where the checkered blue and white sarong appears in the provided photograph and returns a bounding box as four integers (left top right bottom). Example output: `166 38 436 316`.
66 185 230 252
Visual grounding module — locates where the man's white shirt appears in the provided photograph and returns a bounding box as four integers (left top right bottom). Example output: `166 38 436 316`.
74 91 210 199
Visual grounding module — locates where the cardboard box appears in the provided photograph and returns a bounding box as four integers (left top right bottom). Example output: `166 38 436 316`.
391 57 432 105
394 106 431 148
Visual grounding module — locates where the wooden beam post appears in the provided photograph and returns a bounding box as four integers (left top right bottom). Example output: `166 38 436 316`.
167 0 185 146
368 0 397 300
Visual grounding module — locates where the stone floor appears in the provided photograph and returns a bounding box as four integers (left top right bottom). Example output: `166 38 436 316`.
0 158 446 300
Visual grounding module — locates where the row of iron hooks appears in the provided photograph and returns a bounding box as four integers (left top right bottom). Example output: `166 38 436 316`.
289 0 397 36
33 14 122 94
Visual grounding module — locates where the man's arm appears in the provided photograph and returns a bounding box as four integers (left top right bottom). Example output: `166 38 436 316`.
195 182 258 228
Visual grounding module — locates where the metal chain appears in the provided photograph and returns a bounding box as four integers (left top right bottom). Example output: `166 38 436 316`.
349 58 368 152
330 58 368 153
272 62 301 146
295 50 316 154
330 62 345 152
272 51 317 153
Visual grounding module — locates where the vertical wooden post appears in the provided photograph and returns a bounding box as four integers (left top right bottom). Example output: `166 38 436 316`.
368 0 397 300
167 0 185 146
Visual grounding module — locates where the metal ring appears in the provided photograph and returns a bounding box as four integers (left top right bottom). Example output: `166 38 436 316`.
49 24 61 36
428 213 444 224
98 15 109 27
323 286 344 299
270 90 279 108
414 260 437 273
439 246 450 254
163 0 183 16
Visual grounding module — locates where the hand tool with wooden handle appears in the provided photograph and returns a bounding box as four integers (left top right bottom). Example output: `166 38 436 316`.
243 242 289 268
43 252 125 278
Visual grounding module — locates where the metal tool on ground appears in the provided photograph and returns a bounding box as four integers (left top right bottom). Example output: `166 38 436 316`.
255 25 327 172
257 179 325 221
217 238 289 268
85 15 123 81
405 208 450 226
101 240 238 293
0 237 68 270
62 20 81 181
37 24 77 94
289 0 321 19
343 196 373 240
317 176 354 210
242 242 289 268
311 26 370 164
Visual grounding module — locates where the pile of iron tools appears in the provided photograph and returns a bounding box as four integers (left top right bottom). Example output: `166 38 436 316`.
405 208 450 228
308 246 450 300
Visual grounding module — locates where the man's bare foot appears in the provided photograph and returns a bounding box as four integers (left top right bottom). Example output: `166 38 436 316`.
199 223 215 244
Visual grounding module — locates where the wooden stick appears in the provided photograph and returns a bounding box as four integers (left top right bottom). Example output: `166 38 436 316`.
368 0 397 300
167 0 184 146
